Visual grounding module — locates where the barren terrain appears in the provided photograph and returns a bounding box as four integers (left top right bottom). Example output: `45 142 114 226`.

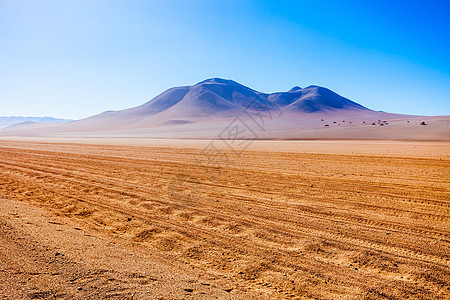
0 140 449 299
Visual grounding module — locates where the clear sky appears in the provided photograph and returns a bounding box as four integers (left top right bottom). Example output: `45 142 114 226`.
1 0 449 119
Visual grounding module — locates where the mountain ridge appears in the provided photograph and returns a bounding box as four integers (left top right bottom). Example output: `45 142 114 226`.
128 78 369 118
62 78 371 131
0 116 72 129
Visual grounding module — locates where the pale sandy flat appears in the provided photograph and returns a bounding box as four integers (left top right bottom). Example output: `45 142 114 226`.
0 136 448 158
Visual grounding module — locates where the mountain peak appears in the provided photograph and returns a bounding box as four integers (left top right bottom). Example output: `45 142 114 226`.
288 86 302 92
304 85 321 89
196 78 238 86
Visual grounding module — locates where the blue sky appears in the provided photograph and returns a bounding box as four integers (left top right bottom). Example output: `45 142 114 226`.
1 0 449 119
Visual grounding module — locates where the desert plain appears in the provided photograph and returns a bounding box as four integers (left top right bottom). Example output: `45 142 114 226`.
0 139 449 299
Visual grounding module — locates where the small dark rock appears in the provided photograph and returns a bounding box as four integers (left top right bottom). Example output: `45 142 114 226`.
184 288 193 293
77 287 82 291
224 288 233 293
420 121 427 125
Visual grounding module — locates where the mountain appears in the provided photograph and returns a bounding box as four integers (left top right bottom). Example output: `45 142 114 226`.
0 116 71 129
1 78 448 140
269 85 368 112
43 78 371 131
126 78 368 117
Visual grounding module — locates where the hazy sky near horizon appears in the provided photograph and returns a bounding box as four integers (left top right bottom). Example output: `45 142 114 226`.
1 0 449 119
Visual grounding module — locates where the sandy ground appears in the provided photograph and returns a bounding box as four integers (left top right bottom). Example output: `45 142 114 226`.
0 139 449 299
0 137 449 158
0 199 240 299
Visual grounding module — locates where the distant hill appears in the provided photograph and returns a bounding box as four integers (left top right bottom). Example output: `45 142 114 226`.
1 79 448 140
119 78 369 117
0 116 71 129
31 78 372 132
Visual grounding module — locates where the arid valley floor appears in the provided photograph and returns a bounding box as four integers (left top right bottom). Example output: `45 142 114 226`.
0 140 449 299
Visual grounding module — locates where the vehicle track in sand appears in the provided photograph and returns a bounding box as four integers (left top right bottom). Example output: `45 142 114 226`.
0 141 449 299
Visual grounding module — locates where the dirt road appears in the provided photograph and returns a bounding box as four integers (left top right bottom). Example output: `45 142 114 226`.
0 140 448 299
